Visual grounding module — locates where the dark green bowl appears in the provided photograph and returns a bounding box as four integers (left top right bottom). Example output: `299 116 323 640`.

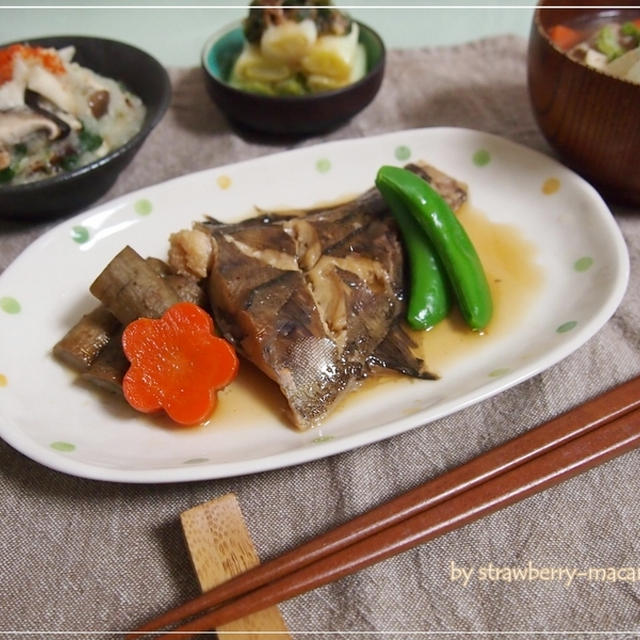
201 20 386 135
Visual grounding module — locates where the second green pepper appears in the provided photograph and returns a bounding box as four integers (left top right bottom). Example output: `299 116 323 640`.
376 165 493 332
375 179 451 330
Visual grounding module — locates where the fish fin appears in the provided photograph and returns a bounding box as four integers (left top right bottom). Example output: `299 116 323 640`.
367 323 438 380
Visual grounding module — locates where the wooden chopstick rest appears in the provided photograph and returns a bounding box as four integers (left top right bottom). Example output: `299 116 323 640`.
180 494 290 640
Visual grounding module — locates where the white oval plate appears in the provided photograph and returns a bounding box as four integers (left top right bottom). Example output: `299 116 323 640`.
0 128 629 483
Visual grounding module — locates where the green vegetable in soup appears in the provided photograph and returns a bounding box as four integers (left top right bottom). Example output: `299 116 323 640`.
621 21 640 45
596 25 624 60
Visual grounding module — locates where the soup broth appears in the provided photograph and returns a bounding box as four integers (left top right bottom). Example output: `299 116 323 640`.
547 9 640 84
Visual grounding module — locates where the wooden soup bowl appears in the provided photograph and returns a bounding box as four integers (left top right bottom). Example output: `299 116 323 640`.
528 0 640 206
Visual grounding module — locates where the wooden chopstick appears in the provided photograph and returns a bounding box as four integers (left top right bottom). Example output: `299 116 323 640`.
129 375 640 639
165 403 640 638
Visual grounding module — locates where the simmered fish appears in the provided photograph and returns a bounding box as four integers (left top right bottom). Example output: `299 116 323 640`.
171 162 467 430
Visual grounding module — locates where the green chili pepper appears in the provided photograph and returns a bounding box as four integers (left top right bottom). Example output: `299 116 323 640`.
375 179 451 330
376 165 493 331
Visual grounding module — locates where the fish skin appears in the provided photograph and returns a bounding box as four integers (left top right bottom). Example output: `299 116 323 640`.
202 162 467 430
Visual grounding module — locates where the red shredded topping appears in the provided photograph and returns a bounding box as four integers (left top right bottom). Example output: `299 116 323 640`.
0 44 66 85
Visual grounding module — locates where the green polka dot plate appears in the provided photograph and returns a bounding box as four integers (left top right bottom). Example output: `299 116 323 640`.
0 128 628 482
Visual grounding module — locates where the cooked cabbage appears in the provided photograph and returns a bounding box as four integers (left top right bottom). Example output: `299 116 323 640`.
230 11 365 96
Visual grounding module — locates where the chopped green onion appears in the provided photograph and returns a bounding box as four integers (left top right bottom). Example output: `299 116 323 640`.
61 154 79 171
0 167 15 184
79 129 103 153
13 143 27 158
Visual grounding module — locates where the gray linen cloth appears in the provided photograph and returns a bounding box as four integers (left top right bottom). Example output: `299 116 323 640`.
2 36 640 639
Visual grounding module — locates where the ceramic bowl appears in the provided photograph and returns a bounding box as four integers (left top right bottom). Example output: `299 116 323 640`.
201 20 385 136
0 36 171 221
527 0 640 205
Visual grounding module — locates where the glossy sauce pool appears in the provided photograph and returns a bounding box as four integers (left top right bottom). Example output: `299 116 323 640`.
410 201 544 375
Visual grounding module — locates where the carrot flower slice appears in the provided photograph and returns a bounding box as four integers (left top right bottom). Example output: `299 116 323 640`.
121 302 239 426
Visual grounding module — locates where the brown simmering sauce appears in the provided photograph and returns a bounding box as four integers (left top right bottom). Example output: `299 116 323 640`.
409 201 544 376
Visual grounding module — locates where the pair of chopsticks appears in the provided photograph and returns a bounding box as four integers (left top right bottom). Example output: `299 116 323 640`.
129 375 640 639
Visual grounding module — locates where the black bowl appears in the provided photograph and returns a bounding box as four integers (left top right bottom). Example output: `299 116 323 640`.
0 36 171 221
201 20 385 136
